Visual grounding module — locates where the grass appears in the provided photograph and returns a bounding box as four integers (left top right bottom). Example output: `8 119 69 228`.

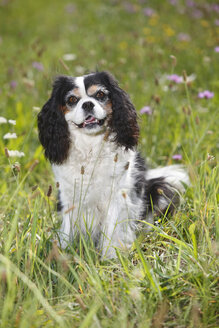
0 0 218 327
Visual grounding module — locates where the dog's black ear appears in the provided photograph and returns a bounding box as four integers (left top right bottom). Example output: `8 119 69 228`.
38 77 71 164
102 72 139 149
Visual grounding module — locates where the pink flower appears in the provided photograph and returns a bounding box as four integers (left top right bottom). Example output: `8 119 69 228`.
140 106 152 115
198 91 214 99
10 80 17 89
178 33 191 42
214 46 219 53
143 7 156 17
167 74 183 84
215 19 219 26
32 61 44 71
172 154 182 160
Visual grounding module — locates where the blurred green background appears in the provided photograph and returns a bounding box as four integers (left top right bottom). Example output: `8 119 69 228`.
0 1 218 327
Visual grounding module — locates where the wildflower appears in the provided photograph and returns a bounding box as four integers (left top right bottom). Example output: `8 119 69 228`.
140 106 152 115
3 132 17 139
178 33 191 42
215 19 219 26
167 74 196 84
32 106 40 112
75 65 85 74
123 3 136 14
0 117 7 124
186 0 195 7
167 74 183 84
211 4 219 13
198 91 214 99
32 61 44 71
214 46 219 53
172 154 182 160
8 119 16 125
169 0 178 5
191 9 203 19
7 150 25 158
10 80 17 89
143 7 156 17
63 53 77 61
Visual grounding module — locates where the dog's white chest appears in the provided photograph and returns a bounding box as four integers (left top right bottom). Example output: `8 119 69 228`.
52 140 134 220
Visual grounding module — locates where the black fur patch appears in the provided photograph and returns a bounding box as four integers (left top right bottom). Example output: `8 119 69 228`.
85 72 139 149
38 76 75 164
143 178 180 217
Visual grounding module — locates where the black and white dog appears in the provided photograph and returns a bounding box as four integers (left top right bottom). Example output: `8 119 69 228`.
38 71 189 258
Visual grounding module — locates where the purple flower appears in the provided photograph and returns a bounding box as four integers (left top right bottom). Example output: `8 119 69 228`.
169 0 178 5
123 2 136 14
186 0 195 7
214 46 219 53
172 154 182 160
167 74 183 84
10 80 17 89
140 106 152 115
142 7 155 17
191 9 203 19
178 33 191 42
215 19 219 26
32 61 44 71
198 91 214 99
211 4 219 13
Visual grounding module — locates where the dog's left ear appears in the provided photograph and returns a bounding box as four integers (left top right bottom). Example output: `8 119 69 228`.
102 71 139 149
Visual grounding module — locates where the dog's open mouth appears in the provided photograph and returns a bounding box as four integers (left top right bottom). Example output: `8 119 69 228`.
76 115 106 129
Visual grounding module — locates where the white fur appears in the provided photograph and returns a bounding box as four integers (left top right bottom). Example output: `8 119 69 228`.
53 130 142 258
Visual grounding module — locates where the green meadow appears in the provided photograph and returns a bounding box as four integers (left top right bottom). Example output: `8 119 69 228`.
0 0 218 327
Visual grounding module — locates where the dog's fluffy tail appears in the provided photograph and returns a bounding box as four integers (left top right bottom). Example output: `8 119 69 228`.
145 165 190 215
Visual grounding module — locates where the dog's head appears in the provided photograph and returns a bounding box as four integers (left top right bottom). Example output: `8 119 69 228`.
38 71 139 164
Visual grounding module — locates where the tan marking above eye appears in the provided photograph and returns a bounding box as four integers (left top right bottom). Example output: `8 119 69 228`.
72 87 81 97
87 85 99 96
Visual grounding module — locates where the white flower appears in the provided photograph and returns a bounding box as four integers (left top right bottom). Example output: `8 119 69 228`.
8 119 16 125
3 133 17 139
0 117 7 124
7 150 25 157
63 53 77 61
75 65 85 74
32 106 40 112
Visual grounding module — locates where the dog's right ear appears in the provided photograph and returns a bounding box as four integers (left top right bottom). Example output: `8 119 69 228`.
38 78 71 164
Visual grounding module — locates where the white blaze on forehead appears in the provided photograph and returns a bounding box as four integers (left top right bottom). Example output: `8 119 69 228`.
74 76 87 98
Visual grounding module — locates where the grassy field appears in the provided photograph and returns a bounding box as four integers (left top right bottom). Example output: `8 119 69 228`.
0 0 218 327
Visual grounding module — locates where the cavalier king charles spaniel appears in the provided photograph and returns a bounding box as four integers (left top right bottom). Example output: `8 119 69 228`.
38 71 189 259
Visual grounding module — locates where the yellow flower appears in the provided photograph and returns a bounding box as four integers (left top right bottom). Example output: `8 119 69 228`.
143 27 151 35
119 41 128 50
200 20 209 28
149 16 159 26
163 25 175 37
146 36 156 44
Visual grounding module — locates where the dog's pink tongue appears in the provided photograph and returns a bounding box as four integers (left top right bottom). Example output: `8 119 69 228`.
83 116 97 127
85 116 96 124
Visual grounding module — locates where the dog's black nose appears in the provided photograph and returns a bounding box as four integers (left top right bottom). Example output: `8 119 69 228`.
82 101 95 112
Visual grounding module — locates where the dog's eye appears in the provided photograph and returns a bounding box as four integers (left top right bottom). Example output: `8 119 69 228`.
68 96 78 105
95 91 106 101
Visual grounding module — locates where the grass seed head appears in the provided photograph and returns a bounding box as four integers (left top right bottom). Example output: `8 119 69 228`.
47 185 52 197
81 166 85 175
